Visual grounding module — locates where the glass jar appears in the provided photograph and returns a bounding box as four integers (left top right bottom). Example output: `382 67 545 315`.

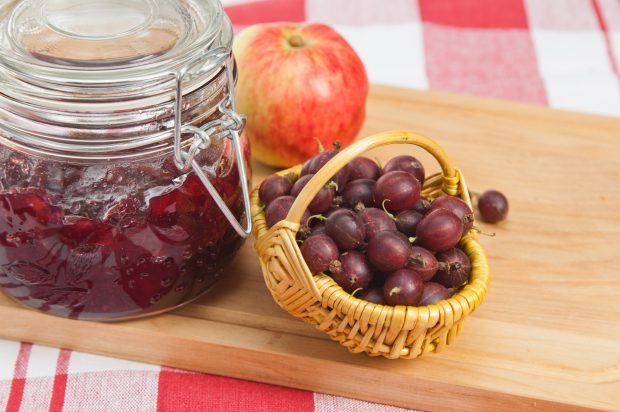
0 0 252 320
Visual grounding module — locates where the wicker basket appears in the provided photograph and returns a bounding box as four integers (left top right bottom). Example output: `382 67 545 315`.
251 131 490 359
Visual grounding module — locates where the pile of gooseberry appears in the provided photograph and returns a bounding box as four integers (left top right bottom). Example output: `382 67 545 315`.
259 145 507 306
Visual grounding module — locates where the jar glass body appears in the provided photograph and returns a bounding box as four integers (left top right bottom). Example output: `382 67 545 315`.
0 133 250 320
0 0 251 320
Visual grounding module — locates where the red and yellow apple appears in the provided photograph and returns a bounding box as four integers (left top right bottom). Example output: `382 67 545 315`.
233 23 369 168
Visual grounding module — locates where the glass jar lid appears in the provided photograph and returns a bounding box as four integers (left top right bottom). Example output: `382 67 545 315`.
0 0 230 96
0 0 251 237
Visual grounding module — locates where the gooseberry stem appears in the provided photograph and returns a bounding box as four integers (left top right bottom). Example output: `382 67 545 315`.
313 136 325 153
473 225 496 237
381 199 396 220
306 214 327 226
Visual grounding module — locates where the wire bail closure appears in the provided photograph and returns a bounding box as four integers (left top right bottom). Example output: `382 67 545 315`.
171 49 253 238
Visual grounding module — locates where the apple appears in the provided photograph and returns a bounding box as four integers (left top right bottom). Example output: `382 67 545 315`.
233 23 369 168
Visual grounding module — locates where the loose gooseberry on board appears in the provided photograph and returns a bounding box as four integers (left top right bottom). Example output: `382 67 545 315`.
478 190 509 223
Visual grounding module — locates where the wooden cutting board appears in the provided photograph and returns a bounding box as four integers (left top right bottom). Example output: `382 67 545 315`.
1 85 619 411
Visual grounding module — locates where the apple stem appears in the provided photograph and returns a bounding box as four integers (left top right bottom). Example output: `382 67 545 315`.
288 34 306 48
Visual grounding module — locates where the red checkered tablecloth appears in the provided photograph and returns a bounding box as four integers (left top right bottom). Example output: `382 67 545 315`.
1 1 619 411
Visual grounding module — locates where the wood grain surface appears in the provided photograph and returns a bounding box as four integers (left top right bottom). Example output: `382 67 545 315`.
1 85 619 411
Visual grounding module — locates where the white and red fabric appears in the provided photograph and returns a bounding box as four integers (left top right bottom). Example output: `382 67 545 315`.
1 1 619 411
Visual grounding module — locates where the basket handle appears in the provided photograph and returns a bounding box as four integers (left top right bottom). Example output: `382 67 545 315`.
287 131 459 225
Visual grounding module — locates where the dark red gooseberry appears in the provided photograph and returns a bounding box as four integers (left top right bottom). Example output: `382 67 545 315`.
357 207 397 239
415 208 463 252
325 209 366 251
290 174 334 214
383 269 424 306
303 207 339 229
259 175 292 205
300 158 313 176
478 190 509 223
358 287 386 304
395 209 423 237
290 174 313 196
301 147 334 176
331 250 373 293
332 167 351 194
310 224 327 236
366 230 411 272
265 196 310 229
341 179 376 209
414 197 432 214
373 171 420 213
348 157 381 181
301 148 350 192
419 282 451 306
405 246 438 282
433 248 471 288
300 234 342 274
383 155 425 185
431 195 474 233
324 207 346 219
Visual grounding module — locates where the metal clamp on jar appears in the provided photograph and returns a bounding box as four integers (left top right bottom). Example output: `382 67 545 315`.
0 0 252 320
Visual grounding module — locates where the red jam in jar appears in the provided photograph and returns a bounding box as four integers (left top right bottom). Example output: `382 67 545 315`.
0 0 252 320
